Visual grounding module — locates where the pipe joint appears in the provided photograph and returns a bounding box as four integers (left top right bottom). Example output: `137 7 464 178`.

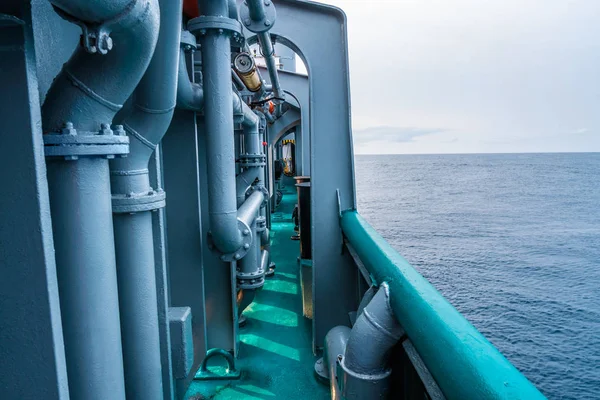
217 218 253 262
44 122 129 160
187 15 244 45
239 0 277 33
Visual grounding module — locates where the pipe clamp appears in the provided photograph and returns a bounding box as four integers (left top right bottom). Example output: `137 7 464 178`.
112 189 166 213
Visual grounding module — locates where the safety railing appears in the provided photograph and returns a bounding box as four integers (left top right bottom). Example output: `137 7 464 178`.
340 210 546 400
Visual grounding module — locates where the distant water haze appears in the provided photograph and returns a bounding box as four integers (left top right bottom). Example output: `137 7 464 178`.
355 153 600 399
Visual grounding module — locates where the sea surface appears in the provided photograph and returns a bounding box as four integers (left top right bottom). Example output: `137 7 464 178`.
354 153 600 400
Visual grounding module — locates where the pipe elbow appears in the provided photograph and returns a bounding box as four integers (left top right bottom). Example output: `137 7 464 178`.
43 0 161 133
343 283 403 375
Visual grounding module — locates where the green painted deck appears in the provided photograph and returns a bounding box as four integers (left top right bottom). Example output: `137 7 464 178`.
185 180 329 399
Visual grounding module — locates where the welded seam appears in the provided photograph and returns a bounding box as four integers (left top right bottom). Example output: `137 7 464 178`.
110 168 149 176
65 70 123 111
123 123 156 150
134 104 176 114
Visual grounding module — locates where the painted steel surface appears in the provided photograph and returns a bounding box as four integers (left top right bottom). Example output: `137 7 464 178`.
341 210 546 400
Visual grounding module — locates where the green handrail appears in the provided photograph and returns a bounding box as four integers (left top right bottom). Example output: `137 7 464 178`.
340 210 546 400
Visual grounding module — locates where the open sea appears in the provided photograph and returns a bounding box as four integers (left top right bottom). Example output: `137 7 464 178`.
354 153 600 400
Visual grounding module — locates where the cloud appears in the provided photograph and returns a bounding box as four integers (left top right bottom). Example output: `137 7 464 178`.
353 126 447 144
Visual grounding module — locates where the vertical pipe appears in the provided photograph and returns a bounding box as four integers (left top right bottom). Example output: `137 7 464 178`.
47 157 126 400
199 0 243 254
109 0 182 396
112 208 164 400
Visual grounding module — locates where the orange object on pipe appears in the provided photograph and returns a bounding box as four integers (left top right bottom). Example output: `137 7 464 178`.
183 0 199 18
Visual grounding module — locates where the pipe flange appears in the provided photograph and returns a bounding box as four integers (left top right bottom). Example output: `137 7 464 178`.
187 16 244 44
239 1 277 33
246 185 269 206
219 218 253 262
112 189 166 213
237 268 265 289
239 154 266 168
255 216 266 232
180 30 197 52
44 123 129 160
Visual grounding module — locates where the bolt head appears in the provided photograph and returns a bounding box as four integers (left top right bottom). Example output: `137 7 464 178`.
264 0 271 5
218 28 223 34
234 253 241 260
244 243 250 249
243 229 250 236
264 20 271 26
244 19 251 26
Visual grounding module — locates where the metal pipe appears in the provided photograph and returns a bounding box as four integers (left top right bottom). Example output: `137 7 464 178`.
245 0 285 114
176 49 204 112
343 284 403 375
199 0 243 254
42 2 159 399
256 31 285 115
43 0 160 132
323 326 351 400
341 210 546 399
236 168 261 204
109 0 182 397
247 0 266 21
237 190 264 228
260 249 269 272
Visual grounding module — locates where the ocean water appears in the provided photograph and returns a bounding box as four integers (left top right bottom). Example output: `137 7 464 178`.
354 153 600 400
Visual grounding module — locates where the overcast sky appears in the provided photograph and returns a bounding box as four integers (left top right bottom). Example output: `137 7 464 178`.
302 0 600 154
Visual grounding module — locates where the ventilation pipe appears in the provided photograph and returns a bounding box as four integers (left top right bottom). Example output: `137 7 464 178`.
41 1 159 399
108 0 182 398
322 284 403 399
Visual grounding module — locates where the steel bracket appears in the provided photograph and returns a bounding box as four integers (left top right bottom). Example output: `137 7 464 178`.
195 348 241 381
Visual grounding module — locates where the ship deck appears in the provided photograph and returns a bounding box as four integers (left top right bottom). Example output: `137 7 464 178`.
185 178 329 399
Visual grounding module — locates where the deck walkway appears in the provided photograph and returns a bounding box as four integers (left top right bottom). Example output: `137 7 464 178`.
186 179 328 399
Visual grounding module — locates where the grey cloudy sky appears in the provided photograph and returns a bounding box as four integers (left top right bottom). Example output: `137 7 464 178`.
313 0 600 154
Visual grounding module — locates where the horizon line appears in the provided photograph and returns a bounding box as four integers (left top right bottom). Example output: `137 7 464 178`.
354 151 600 156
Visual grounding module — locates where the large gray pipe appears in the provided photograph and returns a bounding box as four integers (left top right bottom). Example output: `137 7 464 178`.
42 1 160 399
109 0 182 398
339 283 403 399
343 284 403 375
43 0 159 132
198 0 243 254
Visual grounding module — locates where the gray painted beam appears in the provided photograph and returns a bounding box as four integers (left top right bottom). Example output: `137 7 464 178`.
0 5 69 398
